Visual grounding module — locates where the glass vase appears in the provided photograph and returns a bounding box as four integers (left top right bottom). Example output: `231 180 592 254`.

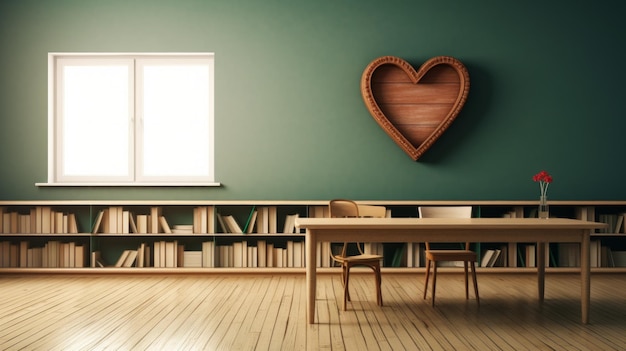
538 195 549 219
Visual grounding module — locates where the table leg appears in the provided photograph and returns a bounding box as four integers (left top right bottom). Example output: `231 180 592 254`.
306 230 317 324
537 242 545 302
581 231 590 324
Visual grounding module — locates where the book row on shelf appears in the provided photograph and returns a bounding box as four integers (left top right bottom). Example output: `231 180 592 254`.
0 240 86 268
4 204 626 235
0 205 307 235
596 213 626 234
1 206 79 234
0 239 308 269
3 239 626 269
479 242 626 268
90 240 308 269
590 241 626 267
92 205 306 235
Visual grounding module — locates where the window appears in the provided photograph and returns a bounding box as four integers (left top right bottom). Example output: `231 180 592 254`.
42 53 218 186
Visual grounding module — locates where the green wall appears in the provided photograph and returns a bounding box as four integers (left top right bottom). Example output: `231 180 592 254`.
0 0 625 201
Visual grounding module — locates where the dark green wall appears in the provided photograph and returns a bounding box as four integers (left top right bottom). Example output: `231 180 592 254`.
1 0 625 201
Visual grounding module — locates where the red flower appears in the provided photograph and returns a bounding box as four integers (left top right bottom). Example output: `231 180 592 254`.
533 170 553 197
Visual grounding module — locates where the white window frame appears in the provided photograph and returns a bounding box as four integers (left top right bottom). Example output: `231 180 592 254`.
39 52 220 187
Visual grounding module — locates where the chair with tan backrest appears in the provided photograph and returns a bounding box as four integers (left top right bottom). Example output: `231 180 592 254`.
329 199 386 311
418 206 480 306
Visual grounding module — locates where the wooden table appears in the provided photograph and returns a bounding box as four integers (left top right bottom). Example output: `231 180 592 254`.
295 217 606 324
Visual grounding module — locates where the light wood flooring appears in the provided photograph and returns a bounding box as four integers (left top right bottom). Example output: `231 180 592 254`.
1 272 625 350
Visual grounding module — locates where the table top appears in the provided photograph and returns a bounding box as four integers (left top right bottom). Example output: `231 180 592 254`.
295 217 606 230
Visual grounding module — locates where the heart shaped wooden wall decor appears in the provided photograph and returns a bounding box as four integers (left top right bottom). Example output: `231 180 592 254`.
360 56 470 160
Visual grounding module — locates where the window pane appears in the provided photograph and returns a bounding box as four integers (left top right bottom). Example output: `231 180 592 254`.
61 65 130 177
141 64 210 177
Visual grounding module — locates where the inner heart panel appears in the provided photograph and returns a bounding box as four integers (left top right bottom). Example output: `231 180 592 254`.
371 64 461 147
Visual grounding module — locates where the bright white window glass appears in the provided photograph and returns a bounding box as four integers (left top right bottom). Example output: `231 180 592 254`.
139 63 210 178
49 53 215 185
58 61 132 179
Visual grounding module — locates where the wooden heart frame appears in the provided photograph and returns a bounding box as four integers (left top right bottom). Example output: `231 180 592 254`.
360 56 470 161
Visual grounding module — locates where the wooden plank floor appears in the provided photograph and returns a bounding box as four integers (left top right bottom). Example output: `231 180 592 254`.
1 272 625 350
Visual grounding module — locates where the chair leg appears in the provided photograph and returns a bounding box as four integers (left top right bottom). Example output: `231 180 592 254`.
375 265 383 306
464 261 469 300
471 261 480 305
423 259 431 300
343 264 352 302
431 263 438 306
343 264 350 311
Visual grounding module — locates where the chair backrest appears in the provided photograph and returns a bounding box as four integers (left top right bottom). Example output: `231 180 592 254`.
329 199 386 258
357 204 387 218
418 206 472 250
418 206 472 219
329 199 360 218
328 200 387 219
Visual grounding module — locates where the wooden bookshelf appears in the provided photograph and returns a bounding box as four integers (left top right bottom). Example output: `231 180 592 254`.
1 200 625 273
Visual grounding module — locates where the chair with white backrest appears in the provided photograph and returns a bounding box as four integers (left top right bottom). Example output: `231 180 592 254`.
419 206 480 306
329 199 386 311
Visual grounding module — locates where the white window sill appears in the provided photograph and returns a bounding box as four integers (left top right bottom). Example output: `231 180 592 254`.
35 182 222 187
